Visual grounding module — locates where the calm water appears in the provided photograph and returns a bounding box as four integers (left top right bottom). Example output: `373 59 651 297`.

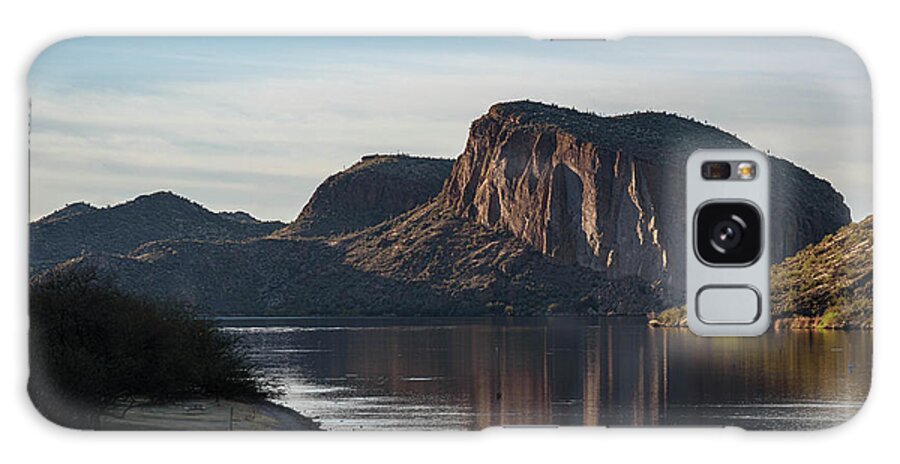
219 317 871 431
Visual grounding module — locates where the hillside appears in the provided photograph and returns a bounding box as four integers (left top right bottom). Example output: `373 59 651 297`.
30 192 285 273
274 155 454 238
771 215 873 329
46 198 661 316
650 216 873 329
341 199 662 315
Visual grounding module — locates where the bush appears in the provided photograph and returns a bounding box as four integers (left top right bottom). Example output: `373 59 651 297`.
29 267 271 428
648 305 687 327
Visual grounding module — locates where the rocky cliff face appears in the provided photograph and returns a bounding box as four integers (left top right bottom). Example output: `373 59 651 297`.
443 101 851 295
30 192 285 273
274 155 454 238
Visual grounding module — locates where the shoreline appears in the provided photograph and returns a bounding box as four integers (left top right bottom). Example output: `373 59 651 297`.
98 398 320 431
648 312 873 330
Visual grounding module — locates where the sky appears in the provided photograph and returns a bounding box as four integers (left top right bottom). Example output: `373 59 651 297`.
28 37 872 221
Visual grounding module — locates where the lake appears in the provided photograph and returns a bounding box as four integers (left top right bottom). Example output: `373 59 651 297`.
218 317 871 431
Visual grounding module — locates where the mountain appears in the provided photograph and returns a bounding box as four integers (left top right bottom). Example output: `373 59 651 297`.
30 191 285 273
444 101 851 295
33 101 854 317
770 215 873 329
650 215 873 329
273 154 454 238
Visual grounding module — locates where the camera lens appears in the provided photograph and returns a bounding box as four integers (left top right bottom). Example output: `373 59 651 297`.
695 202 761 265
710 218 744 251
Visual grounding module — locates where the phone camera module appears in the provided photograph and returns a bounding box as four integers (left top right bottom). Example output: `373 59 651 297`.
711 217 743 251
695 202 761 265
701 161 732 180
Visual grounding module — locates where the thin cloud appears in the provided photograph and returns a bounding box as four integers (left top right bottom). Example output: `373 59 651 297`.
29 37 872 221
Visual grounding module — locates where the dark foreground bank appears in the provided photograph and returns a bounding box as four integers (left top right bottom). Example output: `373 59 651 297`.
28 267 319 430
98 399 320 430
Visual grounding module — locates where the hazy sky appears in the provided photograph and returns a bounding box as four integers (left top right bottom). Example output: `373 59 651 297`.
29 37 872 221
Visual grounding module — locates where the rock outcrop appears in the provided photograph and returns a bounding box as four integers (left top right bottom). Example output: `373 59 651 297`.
274 155 454 238
443 101 851 295
30 191 285 273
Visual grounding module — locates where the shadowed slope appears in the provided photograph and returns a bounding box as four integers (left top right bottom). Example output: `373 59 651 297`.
30 191 285 273
274 155 454 238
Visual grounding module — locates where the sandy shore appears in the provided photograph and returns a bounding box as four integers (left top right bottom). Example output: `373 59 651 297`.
98 399 320 430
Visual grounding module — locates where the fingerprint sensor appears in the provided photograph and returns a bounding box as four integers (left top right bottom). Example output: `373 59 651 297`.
696 286 761 324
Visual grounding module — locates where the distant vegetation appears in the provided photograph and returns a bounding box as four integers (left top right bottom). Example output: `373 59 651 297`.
650 216 873 330
29 191 284 274
486 100 749 162
648 305 687 327
770 215 873 329
29 267 273 428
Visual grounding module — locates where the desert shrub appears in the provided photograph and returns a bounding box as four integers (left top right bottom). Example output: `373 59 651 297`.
29 267 271 428
651 305 687 327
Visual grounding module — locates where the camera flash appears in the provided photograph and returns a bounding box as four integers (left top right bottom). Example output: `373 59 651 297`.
737 162 756 180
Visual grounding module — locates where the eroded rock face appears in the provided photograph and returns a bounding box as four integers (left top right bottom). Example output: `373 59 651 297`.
443 101 851 295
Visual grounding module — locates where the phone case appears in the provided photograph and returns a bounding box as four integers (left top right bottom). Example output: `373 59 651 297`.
27 37 872 431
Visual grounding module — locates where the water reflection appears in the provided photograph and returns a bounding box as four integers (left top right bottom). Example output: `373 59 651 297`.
221 317 871 430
